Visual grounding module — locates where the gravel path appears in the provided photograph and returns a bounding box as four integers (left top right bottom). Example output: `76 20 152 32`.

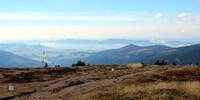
10 72 136 100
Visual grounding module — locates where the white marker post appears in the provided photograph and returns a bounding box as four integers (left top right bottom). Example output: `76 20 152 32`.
8 83 15 92
111 68 115 72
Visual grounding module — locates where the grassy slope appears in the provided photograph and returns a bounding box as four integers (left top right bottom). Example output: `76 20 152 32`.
79 65 200 100
0 64 200 100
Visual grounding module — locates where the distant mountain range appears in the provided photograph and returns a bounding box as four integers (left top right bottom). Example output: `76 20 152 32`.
47 39 195 46
0 39 199 67
0 50 40 67
0 43 89 66
2 39 196 51
40 39 196 51
82 44 200 65
150 44 200 64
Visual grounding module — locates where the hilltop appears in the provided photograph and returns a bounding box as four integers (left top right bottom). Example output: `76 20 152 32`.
83 44 200 65
0 64 200 100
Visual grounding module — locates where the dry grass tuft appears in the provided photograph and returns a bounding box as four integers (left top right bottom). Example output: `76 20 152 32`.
123 81 200 98
79 66 200 100
125 63 145 69
157 67 200 81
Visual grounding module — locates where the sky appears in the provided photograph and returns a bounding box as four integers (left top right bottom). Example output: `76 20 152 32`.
0 0 200 42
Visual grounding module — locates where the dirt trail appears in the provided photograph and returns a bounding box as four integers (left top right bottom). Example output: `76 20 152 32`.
10 72 136 100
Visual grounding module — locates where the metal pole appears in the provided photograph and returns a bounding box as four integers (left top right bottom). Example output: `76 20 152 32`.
42 51 45 67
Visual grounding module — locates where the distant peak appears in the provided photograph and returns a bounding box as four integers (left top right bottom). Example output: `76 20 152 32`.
121 44 140 49
126 44 140 47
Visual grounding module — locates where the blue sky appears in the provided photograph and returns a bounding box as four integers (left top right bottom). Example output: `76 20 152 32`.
0 0 199 41
0 0 199 14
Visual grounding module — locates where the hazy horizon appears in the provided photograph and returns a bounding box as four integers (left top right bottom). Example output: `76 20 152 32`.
0 1 200 99
0 38 199 52
0 0 199 42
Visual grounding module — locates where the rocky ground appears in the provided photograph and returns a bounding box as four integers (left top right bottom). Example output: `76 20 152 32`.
0 64 200 100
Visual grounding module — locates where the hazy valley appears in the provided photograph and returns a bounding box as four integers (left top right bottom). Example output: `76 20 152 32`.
0 0 200 99
0 39 199 67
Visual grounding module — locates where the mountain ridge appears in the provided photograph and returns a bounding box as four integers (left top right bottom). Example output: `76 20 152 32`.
82 43 200 65
0 43 200 67
0 50 41 67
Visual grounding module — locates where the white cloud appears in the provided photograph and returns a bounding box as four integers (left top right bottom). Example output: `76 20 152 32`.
0 25 142 41
154 12 163 19
40 42 57 48
177 13 200 23
0 12 134 21
177 12 191 18
180 29 186 33
0 12 199 41
150 39 168 45
0 21 199 42
0 24 160 41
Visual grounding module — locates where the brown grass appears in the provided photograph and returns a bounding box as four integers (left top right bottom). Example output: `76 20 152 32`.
80 81 200 100
123 81 200 96
1 65 200 100
0 81 53 99
125 63 145 69
0 66 113 99
79 66 200 100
